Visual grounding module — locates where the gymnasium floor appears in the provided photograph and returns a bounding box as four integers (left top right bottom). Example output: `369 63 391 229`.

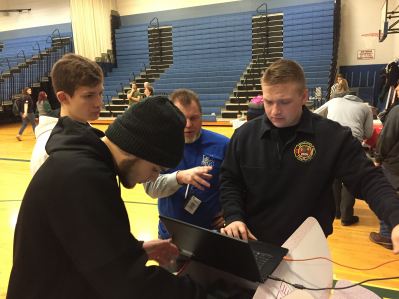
0 122 398 298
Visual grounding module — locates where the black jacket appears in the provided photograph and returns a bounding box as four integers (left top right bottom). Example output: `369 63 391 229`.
17 94 34 113
7 117 206 299
376 105 399 176
220 108 399 245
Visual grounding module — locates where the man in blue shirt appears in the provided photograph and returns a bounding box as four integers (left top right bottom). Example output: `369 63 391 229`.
144 89 229 239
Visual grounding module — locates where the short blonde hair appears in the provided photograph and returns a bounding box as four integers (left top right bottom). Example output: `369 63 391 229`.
261 59 306 92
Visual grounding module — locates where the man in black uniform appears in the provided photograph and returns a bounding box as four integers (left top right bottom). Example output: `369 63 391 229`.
220 59 399 254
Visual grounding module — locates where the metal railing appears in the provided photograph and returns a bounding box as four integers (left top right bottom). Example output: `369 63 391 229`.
141 62 148 82
149 17 162 63
32 41 41 53
256 2 269 67
0 32 73 107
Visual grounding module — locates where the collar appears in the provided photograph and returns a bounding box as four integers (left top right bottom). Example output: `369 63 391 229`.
259 106 315 138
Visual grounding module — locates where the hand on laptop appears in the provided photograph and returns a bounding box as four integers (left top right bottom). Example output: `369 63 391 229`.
221 221 257 241
143 239 179 266
212 211 225 229
176 166 213 190
392 224 399 254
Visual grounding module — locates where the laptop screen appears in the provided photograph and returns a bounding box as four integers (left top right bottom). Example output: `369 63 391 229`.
160 215 287 282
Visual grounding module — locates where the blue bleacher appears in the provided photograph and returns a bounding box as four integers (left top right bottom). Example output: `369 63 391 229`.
0 31 72 104
101 24 149 100
0 35 48 73
151 12 253 120
107 2 335 120
283 1 335 98
0 33 71 74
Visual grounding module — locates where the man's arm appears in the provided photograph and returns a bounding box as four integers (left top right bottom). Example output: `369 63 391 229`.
376 107 399 162
313 101 329 118
144 172 181 198
132 93 141 102
219 132 247 226
337 131 399 252
126 89 133 99
144 166 213 198
220 132 258 240
363 106 374 139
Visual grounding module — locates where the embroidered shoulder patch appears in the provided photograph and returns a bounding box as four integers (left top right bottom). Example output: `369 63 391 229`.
294 141 316 162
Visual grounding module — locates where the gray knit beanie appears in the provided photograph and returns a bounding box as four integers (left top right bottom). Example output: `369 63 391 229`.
105 96 186 168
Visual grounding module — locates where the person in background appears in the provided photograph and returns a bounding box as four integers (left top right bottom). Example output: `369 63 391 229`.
330 73 349 99
36 91 52 117
30 53 103 175
219 59 399 254
246 94 265 121
143 81 150 91
16 87 36 141
144 89 229 241
314 92 374 225
126 82 141 106
143 85 154 98
369 88 399 250
231 95 264 130
331 78 350 99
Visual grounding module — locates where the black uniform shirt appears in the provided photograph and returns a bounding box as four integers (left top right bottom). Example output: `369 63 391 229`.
220 107 399 245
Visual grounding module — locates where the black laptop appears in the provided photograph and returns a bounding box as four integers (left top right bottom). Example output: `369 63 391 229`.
160 215 288 282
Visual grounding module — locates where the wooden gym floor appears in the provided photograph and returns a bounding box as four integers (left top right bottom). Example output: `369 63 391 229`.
0 122 398 298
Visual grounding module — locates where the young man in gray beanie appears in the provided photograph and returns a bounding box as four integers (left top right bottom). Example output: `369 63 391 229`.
8 96 219 298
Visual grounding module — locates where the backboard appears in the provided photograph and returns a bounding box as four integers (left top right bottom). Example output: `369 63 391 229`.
379 0 399 42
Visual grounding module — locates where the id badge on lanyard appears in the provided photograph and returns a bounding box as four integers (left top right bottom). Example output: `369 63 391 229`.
183 184 201 214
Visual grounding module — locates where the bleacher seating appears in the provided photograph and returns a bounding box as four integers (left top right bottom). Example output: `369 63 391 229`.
0 35 49 74
153 12 253 121
1 2 338 122
222 12 284 118
0 31 73 108
103 2 335 121
102 24 149 104
283 2 335 98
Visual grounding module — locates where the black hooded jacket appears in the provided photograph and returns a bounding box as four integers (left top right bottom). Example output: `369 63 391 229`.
7 117 207 299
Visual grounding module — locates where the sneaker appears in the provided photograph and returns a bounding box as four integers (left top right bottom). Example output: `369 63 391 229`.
16 135 22 141
341 215 359 226
369 232 393 250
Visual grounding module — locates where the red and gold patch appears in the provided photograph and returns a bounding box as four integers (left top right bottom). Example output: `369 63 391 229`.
294 141 316 162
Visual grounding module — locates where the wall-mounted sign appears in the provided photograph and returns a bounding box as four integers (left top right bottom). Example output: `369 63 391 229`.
357 49 375 60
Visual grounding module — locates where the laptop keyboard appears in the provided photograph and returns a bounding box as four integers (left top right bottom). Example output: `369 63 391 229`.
253 250 273 269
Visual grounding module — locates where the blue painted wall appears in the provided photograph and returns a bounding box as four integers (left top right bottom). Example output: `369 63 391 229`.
120 0 332 26
0 23 72 40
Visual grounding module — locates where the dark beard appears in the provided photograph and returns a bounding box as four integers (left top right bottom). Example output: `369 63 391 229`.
118 157 138 188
